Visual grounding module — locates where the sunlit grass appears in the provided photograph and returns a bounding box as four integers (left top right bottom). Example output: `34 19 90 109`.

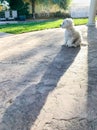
73 18 88 25
0 19 63 34
0 18 89 34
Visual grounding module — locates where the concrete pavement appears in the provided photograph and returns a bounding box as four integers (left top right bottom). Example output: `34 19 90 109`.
0 25 97 130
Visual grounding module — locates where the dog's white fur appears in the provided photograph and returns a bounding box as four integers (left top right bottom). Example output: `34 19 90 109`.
61 18 82 47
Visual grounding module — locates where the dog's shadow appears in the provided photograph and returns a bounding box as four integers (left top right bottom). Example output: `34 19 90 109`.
2 45 80 130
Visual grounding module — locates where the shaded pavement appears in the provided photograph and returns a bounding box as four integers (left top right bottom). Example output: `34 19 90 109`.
0 26 97 130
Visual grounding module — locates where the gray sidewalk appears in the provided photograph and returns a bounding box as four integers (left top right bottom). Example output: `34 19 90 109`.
0 32 14 38
0 26 97 130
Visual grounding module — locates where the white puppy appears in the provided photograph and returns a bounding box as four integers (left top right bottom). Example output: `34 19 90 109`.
61 18 82 47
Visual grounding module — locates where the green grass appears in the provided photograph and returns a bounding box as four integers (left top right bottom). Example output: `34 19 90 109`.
0 18 89 34
73 18 88 25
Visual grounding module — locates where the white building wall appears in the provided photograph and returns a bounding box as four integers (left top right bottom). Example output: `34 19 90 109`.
70 4 90 18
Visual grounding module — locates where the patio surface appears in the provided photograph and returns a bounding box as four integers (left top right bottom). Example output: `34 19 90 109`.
0 25 97 130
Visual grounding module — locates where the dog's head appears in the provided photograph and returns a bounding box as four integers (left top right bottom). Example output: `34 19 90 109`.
61 18 74 29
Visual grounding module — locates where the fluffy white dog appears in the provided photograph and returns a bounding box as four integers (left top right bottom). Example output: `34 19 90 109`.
61 18 82 47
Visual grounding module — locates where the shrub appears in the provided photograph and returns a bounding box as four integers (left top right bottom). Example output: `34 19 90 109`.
53 11 70 18
10 0 29 17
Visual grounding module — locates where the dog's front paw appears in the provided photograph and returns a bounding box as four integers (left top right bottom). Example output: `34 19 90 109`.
67 44 72 47
65 44 68 47
64 42 68 46
71 44 78 48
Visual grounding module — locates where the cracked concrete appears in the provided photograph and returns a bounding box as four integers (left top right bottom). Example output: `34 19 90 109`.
0 25 97 130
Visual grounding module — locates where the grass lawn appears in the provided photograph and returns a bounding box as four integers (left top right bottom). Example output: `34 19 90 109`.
0 18 88 34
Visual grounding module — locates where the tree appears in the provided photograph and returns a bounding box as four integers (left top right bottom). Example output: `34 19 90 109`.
30 0 36 19
30 0 47 19
53 0 71 10
30 0 71 19
10 0 29 16
0 0 10 10
0 0 10 3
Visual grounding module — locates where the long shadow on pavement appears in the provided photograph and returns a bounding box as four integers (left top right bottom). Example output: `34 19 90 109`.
2 45 80 130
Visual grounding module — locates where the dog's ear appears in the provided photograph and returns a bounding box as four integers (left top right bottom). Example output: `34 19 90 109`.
65 18 74 27
68 18 74 26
